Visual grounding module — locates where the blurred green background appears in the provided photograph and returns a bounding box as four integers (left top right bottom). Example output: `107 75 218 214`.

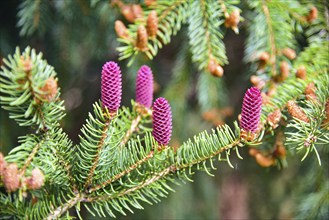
0 0 328 219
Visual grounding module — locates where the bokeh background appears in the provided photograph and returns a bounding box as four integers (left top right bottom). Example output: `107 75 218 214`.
1 1 328 219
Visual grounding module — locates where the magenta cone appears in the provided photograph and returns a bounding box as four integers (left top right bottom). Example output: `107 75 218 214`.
240 87 262 132
136 65 154 108
101 61 122 112
152 97 172 145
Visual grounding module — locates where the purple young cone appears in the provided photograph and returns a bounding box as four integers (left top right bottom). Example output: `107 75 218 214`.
240 87 262 132
136 65 154 108
101 61 122 112
152 97 172 146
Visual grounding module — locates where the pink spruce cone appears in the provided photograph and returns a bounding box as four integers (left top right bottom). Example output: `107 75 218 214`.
240 87 262 132
136 65 154 108
101 61 122 112
152 97 172 146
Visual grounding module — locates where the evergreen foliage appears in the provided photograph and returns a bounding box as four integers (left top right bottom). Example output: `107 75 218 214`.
0 0 328 219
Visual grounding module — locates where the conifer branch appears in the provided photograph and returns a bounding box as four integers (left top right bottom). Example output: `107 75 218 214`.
89 150 154 193
261 0 277 76
84 118 111 189
19 138 44 176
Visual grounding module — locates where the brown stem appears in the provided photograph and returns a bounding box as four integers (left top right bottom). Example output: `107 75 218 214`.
200 0 214 64
84 120 111 189
88 138 241 202
47 138 241 218
89 150 154 193
46 193 83 220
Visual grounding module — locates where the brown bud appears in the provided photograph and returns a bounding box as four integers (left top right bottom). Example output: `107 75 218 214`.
255 154 274 167
146 10 158 38
306 6 318 23
136 25 148 51
121 5 135 23
250 75 265 89
249 148 259 157
115 20 129 38
132 4 143 20
145 0 156 6
39 77 58 102
0 152 6 176
259 52 270 63
26 167 45 190
267 109 281 129
296 66 307 80
278 61 290 82
224 10 240 29
305 83 318 102
286 100 309 123
202 109 217 121
208 59 224 77
3 163 20 192
282 48 296 60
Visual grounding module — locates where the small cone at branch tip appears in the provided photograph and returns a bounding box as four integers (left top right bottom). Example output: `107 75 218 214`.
306 6 318 23
255 153 274 167
275 144 287 158
136 65 154 108
281 48 296 60
267 109 282 129
296 66 307 80
305 83 318 102
224 10 240 30
3 163 20 192
26 167 45 190
132 4 143 20
0 152 6 176
136 25 148 51
278 61 290 82
121 5 135 23
146 10 158 38
250 75 265 90
208 59 224 77
115 20 129 39
259 52 270 63
286 100 309 123
152 97 172 146
101 61 122 112
39 77 58 102
249 148 259 157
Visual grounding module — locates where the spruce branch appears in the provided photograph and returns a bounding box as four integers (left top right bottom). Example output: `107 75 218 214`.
117 0 189 65
188 0 228 73
0 47 65 131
